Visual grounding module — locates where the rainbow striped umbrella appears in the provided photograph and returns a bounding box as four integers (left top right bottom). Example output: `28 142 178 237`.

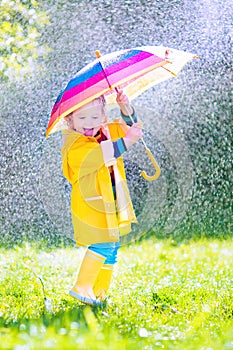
46 46 196 137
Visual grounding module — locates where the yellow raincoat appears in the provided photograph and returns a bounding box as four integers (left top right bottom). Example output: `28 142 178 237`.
61 119 137 246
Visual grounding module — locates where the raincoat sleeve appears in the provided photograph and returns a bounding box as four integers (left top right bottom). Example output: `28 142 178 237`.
107 118 138 158
62 132 117 184
112 138 127 158
69 141 116 180
120 109 137 126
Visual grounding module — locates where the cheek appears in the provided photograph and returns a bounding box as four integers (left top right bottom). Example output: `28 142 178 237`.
73 119 84 130
88 116 103 127
96 115 105 124
93 117 102 125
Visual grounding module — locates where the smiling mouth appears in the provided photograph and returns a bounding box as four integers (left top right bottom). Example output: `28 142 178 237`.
83 128 94 136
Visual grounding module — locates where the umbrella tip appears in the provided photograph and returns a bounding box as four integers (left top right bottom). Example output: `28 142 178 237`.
95 50 101 58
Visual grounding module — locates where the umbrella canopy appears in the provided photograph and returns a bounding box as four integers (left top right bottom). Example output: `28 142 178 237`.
46 46 196 137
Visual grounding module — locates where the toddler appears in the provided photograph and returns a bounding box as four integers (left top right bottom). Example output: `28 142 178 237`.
61 90 142 305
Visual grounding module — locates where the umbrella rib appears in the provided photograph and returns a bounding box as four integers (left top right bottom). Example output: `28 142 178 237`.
161 65 177 77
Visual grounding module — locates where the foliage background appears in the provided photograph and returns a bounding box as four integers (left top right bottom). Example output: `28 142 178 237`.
0 0 49 80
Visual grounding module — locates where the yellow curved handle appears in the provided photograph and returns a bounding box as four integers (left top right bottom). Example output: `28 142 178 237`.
141 148 161 181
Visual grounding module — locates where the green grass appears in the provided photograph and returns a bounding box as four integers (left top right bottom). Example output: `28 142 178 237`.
1 237 233 349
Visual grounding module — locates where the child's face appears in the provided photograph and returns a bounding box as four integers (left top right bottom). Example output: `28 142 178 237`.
72 100 105 136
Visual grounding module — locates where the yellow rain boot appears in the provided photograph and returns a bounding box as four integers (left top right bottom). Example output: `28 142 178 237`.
69 249 106 306
93 264 114 301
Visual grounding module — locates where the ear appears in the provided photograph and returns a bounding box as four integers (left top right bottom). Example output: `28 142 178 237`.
65 114 74 130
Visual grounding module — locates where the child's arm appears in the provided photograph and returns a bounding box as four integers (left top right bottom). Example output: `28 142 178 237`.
110 122 142 158
110 89 142 158
116 90 137 126
100 124 142 166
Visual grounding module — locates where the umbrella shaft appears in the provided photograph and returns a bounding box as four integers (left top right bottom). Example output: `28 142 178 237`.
140 138 147 149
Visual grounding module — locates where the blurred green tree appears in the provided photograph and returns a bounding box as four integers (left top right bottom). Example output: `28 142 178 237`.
0 0 50 80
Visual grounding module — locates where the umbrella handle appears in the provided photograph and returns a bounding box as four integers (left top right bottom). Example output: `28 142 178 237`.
141 147 161 181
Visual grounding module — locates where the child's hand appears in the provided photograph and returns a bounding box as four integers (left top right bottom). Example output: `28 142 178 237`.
116 89 130 105
124 123 143 148
116 89 134 116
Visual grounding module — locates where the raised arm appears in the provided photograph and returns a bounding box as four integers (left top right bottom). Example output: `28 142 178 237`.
116 89 137 126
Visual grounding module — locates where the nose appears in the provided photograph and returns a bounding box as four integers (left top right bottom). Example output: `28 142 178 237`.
83 116 93 127
85 116 100 128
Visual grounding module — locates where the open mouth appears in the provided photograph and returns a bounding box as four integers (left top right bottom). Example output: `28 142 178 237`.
83 128 94 136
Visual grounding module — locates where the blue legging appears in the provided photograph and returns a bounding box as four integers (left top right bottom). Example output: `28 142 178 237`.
88 241 120 265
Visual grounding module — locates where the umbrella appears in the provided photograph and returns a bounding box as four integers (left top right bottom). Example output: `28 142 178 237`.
46 46 197 180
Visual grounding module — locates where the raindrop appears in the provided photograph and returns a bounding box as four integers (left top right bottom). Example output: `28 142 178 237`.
139 327 150 338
